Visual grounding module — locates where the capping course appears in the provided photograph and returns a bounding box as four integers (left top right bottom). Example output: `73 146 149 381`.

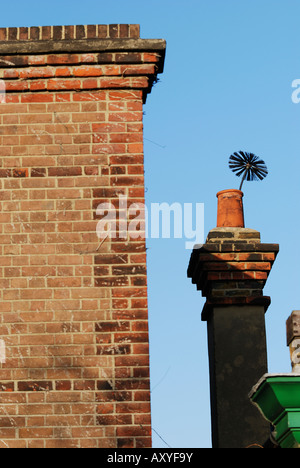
0 24 141 41
187 228 279 320
0 24 166 103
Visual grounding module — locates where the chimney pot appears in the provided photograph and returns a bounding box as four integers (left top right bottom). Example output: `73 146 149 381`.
216 189 245 228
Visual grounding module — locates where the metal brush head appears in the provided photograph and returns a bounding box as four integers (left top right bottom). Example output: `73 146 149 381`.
229 151 268 190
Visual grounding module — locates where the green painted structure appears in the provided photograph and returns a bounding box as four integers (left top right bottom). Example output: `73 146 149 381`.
250 374 300 448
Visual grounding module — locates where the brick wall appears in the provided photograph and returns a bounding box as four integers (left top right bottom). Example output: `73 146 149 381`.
0 24 166 448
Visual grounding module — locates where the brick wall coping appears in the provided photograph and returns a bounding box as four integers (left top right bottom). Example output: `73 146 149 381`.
0 24 141 41
0 25 166 74
0 38 166 54
187 242 279 279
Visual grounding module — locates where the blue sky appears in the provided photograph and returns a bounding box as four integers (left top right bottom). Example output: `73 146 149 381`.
2 0 300 448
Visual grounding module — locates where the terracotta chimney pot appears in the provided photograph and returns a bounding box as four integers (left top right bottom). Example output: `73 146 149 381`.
216 189 245 228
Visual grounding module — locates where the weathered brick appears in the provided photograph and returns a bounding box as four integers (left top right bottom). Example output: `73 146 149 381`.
0 22 165 449
188 228 279 325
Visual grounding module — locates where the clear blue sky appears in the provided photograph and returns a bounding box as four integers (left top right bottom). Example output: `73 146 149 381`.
1 0 300 449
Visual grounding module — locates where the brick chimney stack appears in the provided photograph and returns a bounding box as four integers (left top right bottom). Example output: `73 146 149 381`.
0 24 165 448
188 190 279 448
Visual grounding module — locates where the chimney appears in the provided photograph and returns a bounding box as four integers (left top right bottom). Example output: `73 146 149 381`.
286 310 300 373
188 190 279 448
0 24 166 449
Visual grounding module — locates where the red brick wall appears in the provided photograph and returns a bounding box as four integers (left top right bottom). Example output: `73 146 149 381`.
0 25 165 448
